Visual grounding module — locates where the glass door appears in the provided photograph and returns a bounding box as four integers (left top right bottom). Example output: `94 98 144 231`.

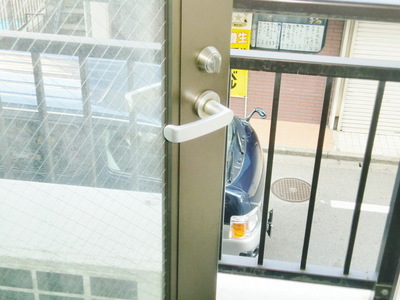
0 0 232 299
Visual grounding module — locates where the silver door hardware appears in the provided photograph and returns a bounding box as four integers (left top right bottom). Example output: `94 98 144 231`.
197 46 222 73
164 90 233 143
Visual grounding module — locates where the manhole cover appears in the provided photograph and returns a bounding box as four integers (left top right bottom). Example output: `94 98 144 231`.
271 178 311 202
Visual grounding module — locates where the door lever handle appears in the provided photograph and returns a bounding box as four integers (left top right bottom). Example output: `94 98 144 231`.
164 90 233 143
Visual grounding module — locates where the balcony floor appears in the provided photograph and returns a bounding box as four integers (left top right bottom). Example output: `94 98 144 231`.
217 273 399 300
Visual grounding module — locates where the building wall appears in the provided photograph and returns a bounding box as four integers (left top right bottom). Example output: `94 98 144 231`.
230 20 345 123
338 21 400 135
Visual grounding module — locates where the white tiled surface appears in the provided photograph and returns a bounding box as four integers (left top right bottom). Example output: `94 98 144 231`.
334 131 400 158
217 273 384 300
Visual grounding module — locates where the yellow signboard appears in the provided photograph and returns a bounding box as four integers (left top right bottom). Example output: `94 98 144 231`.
231 13 252 98
231 69 248 98
231 28 251 50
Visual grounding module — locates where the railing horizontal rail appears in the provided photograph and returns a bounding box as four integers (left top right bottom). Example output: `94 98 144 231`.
233 0 400 23
0 30 161 61
231 49 400 82
219 257 376 290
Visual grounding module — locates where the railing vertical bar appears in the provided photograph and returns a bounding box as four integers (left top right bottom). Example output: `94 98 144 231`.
12 0 17 28
5 0 15 30
0 94 13 178
17 0 22 24
300 76 334 270
127 59 135 91
258 72 282 265
31 52 56 182
18 0 24 28
0 4 4 22
374 162 400 300
126 58 140 190
343 80 386 275
78 54 98 186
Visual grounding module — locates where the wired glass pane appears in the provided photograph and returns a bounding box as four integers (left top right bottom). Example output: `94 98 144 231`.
0 0 166 299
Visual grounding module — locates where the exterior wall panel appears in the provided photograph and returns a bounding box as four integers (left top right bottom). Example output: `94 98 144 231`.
340 21 400 135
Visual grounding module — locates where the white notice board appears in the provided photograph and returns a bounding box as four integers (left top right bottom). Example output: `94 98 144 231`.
256 21 326 52
280 23 325 52
256 21 281 50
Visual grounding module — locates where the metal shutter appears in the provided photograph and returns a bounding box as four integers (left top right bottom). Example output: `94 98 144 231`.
339 21 400 135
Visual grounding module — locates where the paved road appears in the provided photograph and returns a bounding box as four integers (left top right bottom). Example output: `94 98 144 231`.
263 153 398 273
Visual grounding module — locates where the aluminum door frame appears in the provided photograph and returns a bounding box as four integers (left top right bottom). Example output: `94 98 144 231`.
165 0 233 299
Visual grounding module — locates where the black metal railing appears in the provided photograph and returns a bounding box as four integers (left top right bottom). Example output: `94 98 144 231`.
220 2 400 299
0 0 45 30
0 31 162 189
233 0 400 23
219 49 400 299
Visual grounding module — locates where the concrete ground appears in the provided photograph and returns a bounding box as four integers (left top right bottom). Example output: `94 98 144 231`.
248 118 398 271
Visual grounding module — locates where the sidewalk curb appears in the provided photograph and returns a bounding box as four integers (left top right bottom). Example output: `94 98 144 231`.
262 144 400 165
